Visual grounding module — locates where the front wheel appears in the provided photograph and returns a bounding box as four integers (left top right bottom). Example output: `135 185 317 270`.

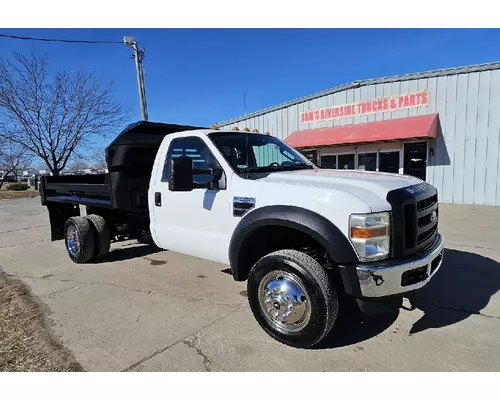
247 249 338 348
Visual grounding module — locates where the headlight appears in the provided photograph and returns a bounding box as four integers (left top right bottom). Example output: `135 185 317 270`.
349 212 390 261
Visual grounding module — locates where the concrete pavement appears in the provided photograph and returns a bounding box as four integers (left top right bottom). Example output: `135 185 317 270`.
1 197 499 371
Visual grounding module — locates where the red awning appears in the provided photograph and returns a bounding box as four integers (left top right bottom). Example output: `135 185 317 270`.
285 113 440 149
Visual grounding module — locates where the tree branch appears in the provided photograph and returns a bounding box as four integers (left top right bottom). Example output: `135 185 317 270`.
0 50 130 176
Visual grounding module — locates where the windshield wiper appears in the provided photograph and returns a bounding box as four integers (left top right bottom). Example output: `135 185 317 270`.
279 164 314 170
239 164 313 174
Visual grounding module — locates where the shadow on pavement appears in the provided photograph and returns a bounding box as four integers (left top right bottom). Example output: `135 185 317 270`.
317 248 500 348
95 244 162 263
314 295 399 349
408 248 500 334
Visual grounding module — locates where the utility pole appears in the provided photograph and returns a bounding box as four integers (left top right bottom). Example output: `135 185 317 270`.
124 36 148 121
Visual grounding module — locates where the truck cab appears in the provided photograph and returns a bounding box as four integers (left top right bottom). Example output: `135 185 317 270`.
41 121 444 349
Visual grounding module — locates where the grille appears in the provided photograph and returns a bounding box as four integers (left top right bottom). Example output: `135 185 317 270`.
417 225 437 244
387 183 439 258
404 204 416 248
417 194 438 211
418 213 433 228
410 194 438 250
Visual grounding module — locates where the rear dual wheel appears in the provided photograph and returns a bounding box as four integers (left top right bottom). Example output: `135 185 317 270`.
64 215 110 263
65 216 96 263
247 249 339 349
86 214 111 259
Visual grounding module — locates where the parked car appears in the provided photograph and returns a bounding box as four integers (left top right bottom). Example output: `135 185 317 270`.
1 174 17 183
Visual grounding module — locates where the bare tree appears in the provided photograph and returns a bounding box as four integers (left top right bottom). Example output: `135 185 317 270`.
67 159 90 174
0 50 130 176
0 139 31 189
32 161 50 175
90 148 107 170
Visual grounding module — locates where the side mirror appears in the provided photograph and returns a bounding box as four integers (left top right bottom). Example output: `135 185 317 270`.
207 168 223 190
169 156 194 191
169 157 224 191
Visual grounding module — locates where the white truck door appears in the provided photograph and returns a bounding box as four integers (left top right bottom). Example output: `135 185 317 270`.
150 134 233 265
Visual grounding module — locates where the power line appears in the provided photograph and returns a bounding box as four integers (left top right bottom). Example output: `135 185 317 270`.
0 33 122 45
1 32 149 120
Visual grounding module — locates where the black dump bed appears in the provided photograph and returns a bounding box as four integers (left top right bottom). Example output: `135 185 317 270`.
40 121 206 214
41 173 112 207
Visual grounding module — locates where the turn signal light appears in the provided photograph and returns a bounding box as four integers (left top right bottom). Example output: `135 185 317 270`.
350 226 388 239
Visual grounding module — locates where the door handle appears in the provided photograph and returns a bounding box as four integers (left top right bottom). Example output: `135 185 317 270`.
154 192 162 207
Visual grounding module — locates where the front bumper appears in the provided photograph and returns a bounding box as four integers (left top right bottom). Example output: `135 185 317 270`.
339 233 444 298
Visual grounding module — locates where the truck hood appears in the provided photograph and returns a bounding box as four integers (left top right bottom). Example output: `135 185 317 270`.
259 168 423 211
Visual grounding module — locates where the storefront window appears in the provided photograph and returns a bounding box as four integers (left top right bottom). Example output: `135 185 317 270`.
379 151 400 174
404 142 427 181
319 146 405 174
357 153 377 171
338 154 355 170
321 155 337 169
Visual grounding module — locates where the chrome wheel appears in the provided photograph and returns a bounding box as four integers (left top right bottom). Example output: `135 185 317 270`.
258 270 311 334
66 225 80 256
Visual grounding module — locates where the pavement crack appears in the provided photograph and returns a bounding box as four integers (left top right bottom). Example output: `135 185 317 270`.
412 300 500 320
446 242 500 252
0 224 49 235
182 333 212 372
121 305 246 372
0 239 50 249
39 284 79 298
0 208 15 217
210 337 276 345
9 273 240 306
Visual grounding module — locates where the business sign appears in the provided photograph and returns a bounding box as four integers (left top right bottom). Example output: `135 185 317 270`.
300 89 430 124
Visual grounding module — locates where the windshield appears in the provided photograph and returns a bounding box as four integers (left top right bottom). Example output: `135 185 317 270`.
209 132 314 174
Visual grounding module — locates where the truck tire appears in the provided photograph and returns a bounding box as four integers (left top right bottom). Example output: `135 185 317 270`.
247 249 338 348
86 214 111 259
64 216 96 264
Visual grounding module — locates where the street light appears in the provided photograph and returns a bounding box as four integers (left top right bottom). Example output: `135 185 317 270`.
123 36 135 46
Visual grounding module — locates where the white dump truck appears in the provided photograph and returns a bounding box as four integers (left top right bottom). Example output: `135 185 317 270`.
41 121 444 348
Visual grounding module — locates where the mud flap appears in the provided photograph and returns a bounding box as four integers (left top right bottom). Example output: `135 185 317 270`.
47 203 80 241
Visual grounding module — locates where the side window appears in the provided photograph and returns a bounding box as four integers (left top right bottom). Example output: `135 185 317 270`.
162 137 221 184
219 145 248 169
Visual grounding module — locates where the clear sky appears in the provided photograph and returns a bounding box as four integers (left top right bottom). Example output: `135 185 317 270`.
1 28 500 149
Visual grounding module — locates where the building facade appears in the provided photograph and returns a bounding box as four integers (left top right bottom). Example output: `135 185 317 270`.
217 62 500 206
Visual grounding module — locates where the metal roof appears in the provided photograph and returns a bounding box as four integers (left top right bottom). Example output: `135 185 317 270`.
216 61 500 127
